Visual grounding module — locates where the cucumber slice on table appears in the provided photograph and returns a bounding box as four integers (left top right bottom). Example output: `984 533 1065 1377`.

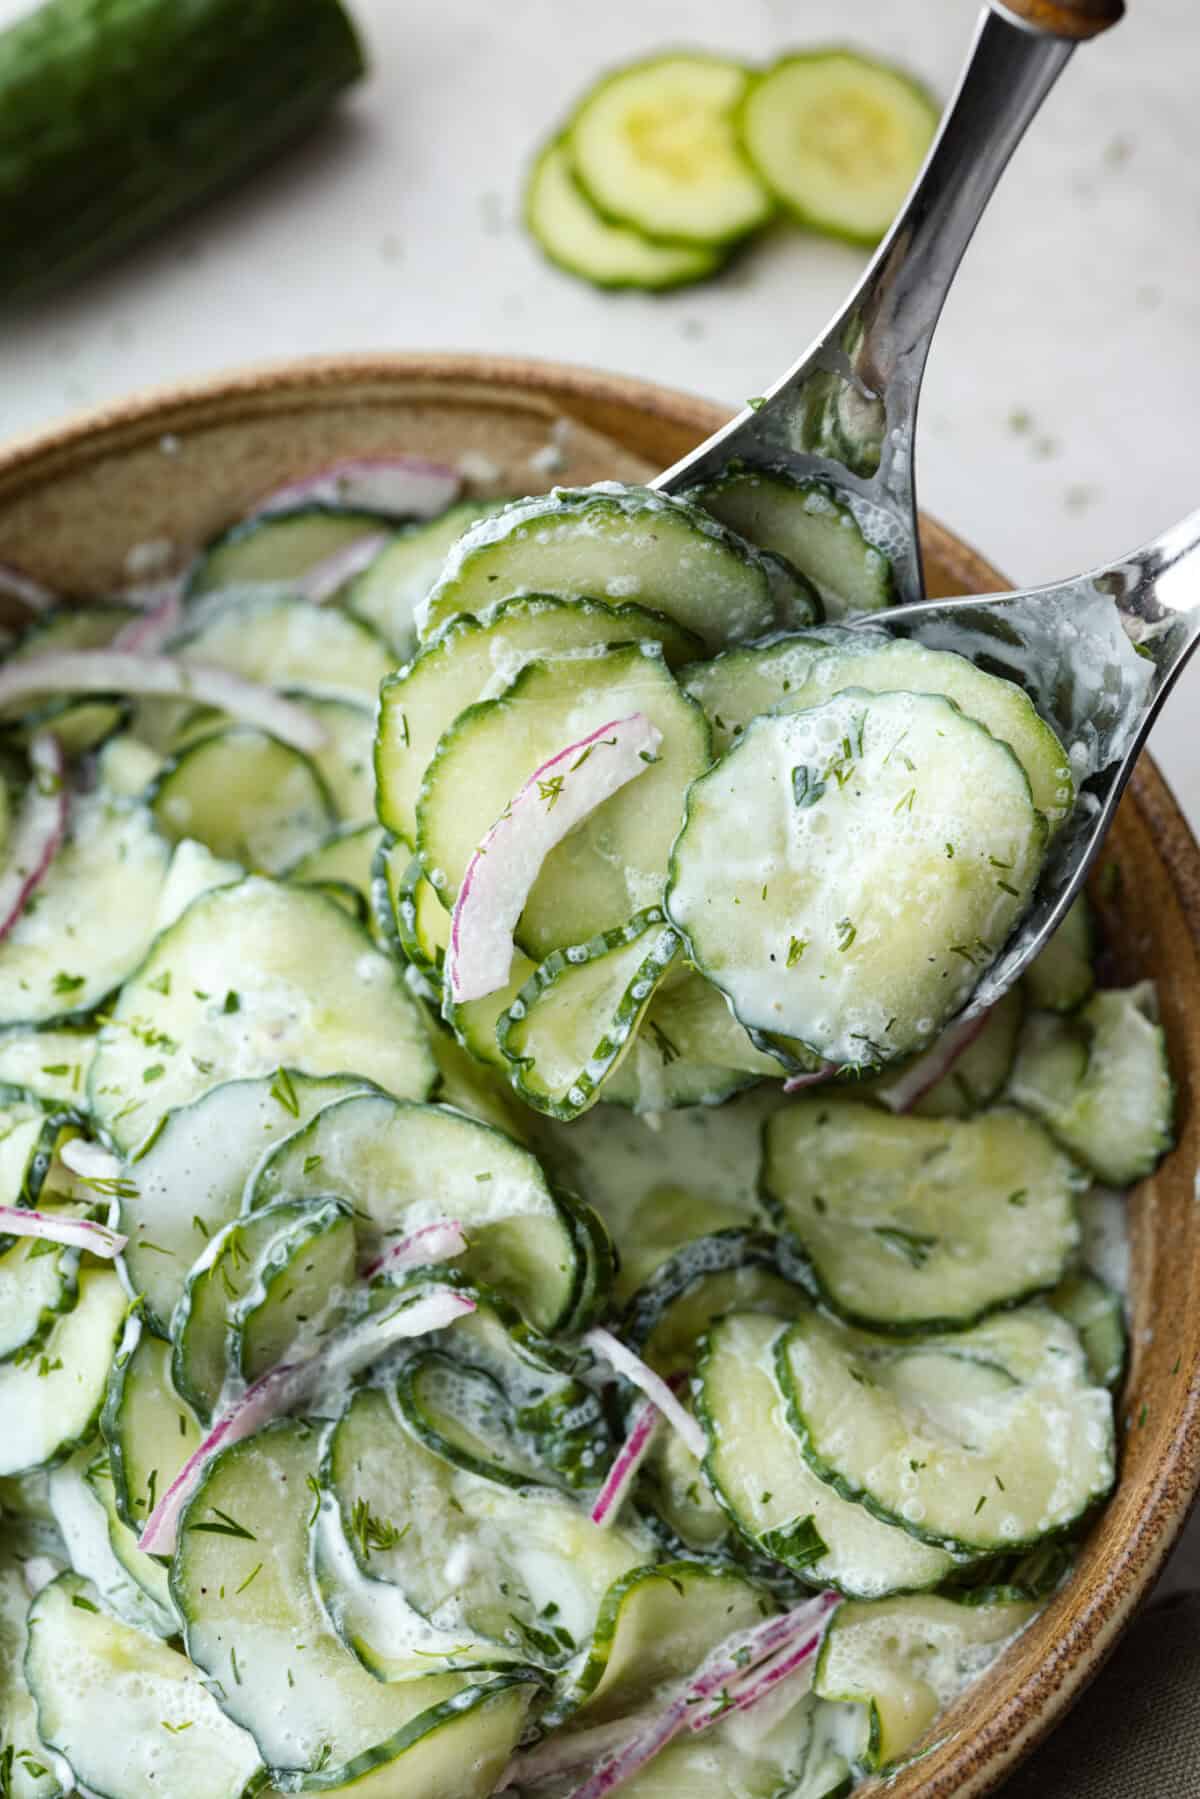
0 797 170 1028
418 487 786 648
186 505 389 598
102 1322 202 1531
249 1091 586 1334
776 1303 1115 1554
762 1099 1082 1333
497 911 679 1119
173 1418 535 1789
666 691 1048 1068
0 1266 126 1476
814 1591 1036 1771
690 471 895 617
89 878 435 1152
0 1551 60 1799
346 499 509 652
699 1312 960 1598
176 591 392 702
739 51 939 246
150 727 335 874
1009 983 1174 1186
376 593 702 846
26 1572 263 1799
525 138 724 291
418 643 710 959
567 54 772 247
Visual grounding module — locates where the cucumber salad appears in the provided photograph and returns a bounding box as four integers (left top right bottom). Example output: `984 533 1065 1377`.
0 451 1175 1799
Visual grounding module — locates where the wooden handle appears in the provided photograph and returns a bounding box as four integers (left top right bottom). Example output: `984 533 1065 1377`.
995 0 1124 38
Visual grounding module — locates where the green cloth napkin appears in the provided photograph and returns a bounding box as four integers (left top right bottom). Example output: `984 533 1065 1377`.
1002 1592 1200 1796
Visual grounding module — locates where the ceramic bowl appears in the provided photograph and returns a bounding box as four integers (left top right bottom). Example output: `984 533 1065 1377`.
0 352 1196 1796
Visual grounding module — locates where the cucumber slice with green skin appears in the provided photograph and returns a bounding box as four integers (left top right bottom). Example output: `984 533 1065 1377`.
602 965 781 1112
0 1026 95 1110
176 592 391 703
321 1386 644 1668
427 1022 533 1143
699 1313 960 1597
747 637 1075 833
346 499 509 652
1009 984 1174 1185
172 1198 351 1421
90 877 435 1153
762 1099 1082 1334
232 1198 355 1384
443 949 536 1071
1048 1269 1126 1390
689 471 895 618
0 1201 79 1363
0 1110 77 1247
187 506 391 599
376 836 449 984
249 1092 583 1334
623 1229 808 1377
418 487 779 649
26 1571 263 1799
1022 892 1095 1012
666 691 1047 1070
285 821 380 906
524 138 724 292
150 727 336 875
775 1304 1115 1555
498 913 679 1120
547 1561 771 1728
173 1418 534 1785
0 1553 60 1799
814 1592 1035 1773
5 605 136 757
101 1321 202 1531
638 1416 734 1557
739 51 939 247
680 627 859 756
0 1265 126 1476
153 835 244 931
567 54 772 248
47 1446 175 1639
119 1071 374 1335
285 692 375 821
85 1452 174 1617
889 984 1024 1119
0 797 170 1029
376 594 703 847
418 644 710 959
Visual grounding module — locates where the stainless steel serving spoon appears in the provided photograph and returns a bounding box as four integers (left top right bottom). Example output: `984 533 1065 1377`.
654 0 1124 607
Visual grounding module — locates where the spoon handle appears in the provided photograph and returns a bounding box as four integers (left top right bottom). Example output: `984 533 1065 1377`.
993 0 1124 39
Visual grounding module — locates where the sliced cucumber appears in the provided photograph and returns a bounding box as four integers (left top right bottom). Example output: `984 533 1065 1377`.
46 1447 174 1639
286 822 380 906
699 1312 959 1597
498 913 678 1119
85 1451 175 1618
376 594 704 846
882 984 1024 1119
0 1551 60 1799
426 1023 533 1142
1023 892 1095 1012
762 1099 1081 1333
346 499 509 651
119 1070 372 1334
690 471 894 617
0 1197 79 1362
232 1197 355 1384
739 51 939 246
0 1266 126 1476
89 877 435 1152
176 591 391 702
602 965 781 1112
97 731 165 798
173 1418 533 1786
0 1025 95 1110
150 727 335 874
377 837 449 983
153 835 244 930
250 1092 583 1334
814 1592 1035 1772
418 644 710 959
1009 984 1174 1185
28 1571 262 1799
666 692 1046 1068
4 601 132 755
187 505 389 598
101 1322 202 1530
567 54 771 247
680 627 854 756
744 636 1075 832
0 1109 71 1227
418 487 780 648
0 797 170 1028
776 1304 1115 1554
288 692 375 821
1048 1269 1126 1390
525 138 723 291
623 1229 808 1376
638 1414 734 1557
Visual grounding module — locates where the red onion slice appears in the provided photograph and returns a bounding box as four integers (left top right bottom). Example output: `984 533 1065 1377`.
0 733 67 943
253 457 461 520
0 652 326 754
298 531 392 603
362 1220 469 1281
590 1394 662 1528
446 715 661 1005
782 1062 838 1095
875 1009 992 1114
583 1327 705 1462
0 1205 126 1257
138 1286 474 1555
111 581 184 654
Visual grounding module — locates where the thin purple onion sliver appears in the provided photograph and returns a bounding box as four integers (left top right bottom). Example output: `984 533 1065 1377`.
252 456 461 521
590 1394 663 1527
0 733 67 944
0 1205 126 1258
875 1008 993 1113
583 1327 706 1461
362 1219 469 1281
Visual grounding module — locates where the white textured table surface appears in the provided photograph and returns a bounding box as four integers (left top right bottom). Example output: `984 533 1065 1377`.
0 0 1198 1581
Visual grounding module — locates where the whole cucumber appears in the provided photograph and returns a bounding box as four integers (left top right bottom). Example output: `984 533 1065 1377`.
0 0 366 304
